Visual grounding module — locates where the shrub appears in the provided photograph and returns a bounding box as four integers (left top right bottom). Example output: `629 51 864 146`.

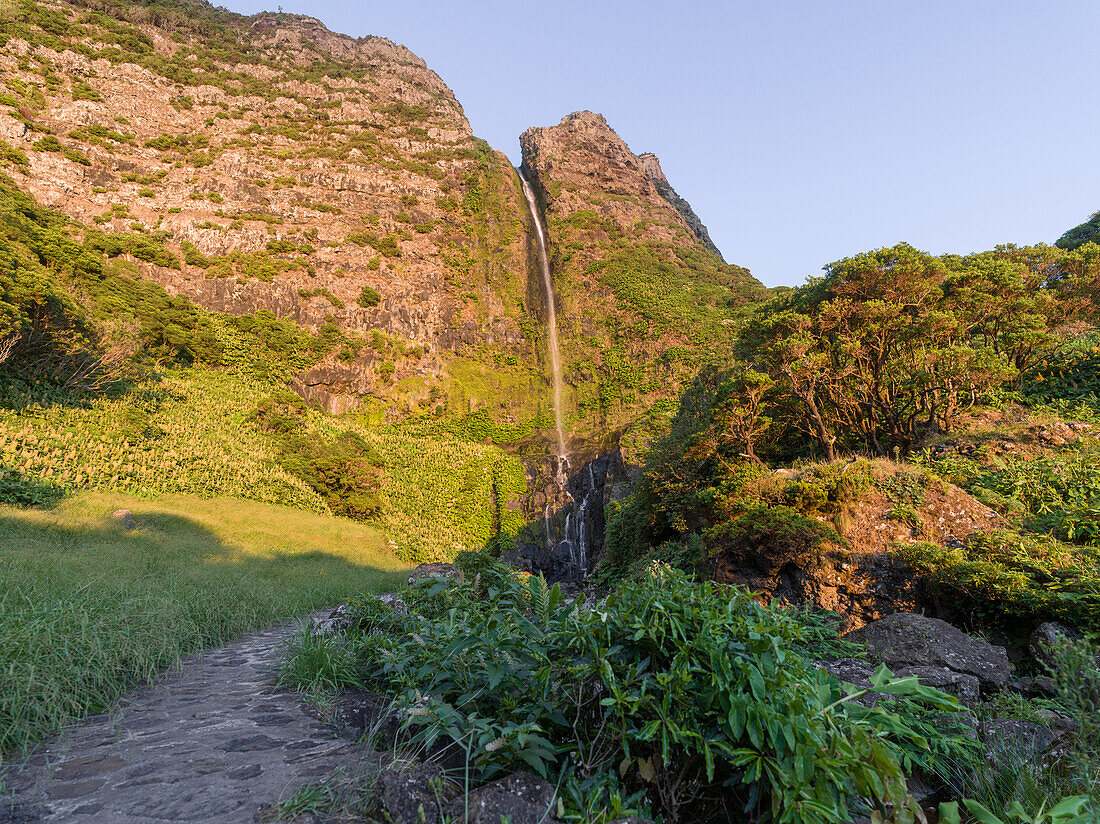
356 286 380 308
328 567 972 824
31 135 63 152
894 531 1100 630
70 82 103 102
0 140 27 167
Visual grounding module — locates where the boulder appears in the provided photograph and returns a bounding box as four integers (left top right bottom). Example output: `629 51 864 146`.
378 592 409 614
309 603 355 635
845 613 1013 695
331 690 403 744
893 665 981 704
375 763 455 824
982 718 1059 759
1029 621 1082 669
110 509 136 529
1008 675 1059 698
407 562 463 587
820 657 875 690
444 771 560 824
820 656 982 702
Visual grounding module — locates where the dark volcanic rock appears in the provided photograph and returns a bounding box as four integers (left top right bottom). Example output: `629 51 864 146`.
444 771 560 824
1029 621 1083 669
846 613 1013 695
407 562 463 587
376 763 454 824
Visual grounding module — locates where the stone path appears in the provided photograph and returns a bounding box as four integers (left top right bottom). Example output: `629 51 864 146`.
0 615 369 823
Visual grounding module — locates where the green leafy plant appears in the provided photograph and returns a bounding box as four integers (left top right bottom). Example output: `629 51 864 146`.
330 565 973 824
938 796 1092 824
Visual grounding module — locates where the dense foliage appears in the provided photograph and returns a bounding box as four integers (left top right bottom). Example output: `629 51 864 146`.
287 563 975 824
0 174 346 389
735 242 1098 460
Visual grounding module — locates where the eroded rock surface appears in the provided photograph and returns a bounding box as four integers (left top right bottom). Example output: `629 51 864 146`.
846 612 1013 696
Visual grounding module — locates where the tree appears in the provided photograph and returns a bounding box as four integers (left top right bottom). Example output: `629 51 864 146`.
739 243 1020 457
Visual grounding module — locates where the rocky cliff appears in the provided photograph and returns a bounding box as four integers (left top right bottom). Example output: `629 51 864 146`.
638 152 724 261
518 111 763 444
0 0 538 420
0 2 762 454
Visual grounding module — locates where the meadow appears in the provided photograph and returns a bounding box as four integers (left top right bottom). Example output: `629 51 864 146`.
0 490 408 759
0 367 527 562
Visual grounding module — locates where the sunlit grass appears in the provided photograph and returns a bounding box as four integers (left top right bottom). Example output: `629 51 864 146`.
0 366 526 561
0 491 409 759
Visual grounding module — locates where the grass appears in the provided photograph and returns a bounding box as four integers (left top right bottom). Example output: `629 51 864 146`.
0 490 408 760
1 366 527 562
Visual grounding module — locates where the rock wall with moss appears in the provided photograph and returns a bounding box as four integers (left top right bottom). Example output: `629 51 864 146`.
0 0 544 423
519 111 765 448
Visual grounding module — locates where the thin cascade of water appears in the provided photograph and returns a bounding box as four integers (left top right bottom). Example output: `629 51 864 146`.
518 172 567 460
543 503 552 546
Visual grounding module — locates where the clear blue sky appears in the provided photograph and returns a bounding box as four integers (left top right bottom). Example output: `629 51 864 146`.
221 0 1100 287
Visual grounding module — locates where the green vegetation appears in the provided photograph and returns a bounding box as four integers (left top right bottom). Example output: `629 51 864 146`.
0 172 526 563
1056 209 1100 250
0 490 407 757
356 285 381 307
735 242 1091 460
281 560 977 824
0 366 526 563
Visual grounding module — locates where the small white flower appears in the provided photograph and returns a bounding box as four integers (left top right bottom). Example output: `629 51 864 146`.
484 737 506 752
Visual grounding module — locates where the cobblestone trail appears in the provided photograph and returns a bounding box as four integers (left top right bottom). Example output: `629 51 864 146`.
1 616 367 823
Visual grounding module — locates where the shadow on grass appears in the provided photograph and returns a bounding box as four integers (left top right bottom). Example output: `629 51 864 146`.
0 501 406 757
0 467 65 509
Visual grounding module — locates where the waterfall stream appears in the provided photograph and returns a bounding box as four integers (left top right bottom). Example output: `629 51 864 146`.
519 170 602 577
519 173 567 460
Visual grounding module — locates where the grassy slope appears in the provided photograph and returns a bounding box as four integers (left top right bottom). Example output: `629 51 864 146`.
0 490 408 758
1 366 527 562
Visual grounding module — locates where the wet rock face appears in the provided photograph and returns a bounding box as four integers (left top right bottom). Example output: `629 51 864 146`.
505 451 632 583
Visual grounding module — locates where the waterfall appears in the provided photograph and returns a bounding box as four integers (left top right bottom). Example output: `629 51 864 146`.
519 173 567 460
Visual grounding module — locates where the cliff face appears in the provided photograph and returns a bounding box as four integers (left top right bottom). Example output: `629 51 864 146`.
0 0 538 418
637 152 724 262
0 3 763 453
518 111 763 444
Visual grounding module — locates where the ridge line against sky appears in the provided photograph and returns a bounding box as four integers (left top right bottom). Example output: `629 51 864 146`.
220 0 1100 287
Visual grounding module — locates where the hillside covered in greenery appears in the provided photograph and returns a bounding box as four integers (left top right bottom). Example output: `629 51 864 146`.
2 1 1100 822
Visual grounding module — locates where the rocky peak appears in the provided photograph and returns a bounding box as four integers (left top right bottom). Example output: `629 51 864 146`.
637 152 725 262
520 110 676 232
519 111 723 257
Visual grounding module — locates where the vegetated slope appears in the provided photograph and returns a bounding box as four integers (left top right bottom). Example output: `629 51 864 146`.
0 490 407 756
0 170 526 561
0 0 542 427
601 240 1100 634
520 111 766 442
0 2 769 451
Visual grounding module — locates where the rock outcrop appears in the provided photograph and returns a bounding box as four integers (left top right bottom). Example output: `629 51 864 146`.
705 462 1007 629
0 2 535 420
638 152 724 260
517 111 763 442
519 111 723 254
846 612 1014 697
